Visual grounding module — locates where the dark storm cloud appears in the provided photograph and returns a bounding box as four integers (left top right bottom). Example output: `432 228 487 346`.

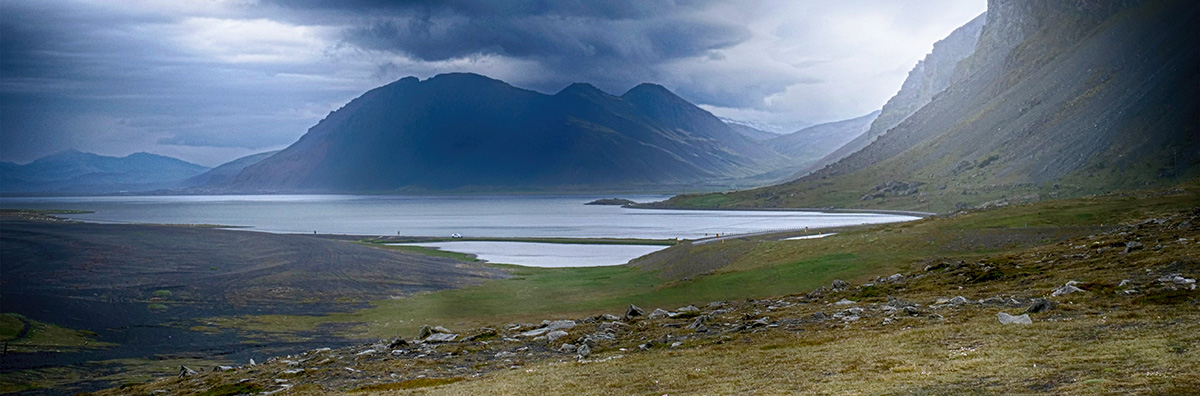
272 0 758 106
0 0 986 165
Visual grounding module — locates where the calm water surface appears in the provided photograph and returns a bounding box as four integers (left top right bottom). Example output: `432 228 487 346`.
0 195 916 239
395 241 670 267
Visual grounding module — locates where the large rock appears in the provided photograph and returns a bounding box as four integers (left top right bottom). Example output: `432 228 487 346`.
1051 281 1085 297
949 296 970 305
545 330 569 343
831 279 849 291
1025 298 1057 313
996 312 1032 325
648 308 672 319
424 333 457 343
577 343 592 358
626 304 646 318
544 320 577 331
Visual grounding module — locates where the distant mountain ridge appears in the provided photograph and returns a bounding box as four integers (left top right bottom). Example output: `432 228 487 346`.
767 110 880 169
0 150 210 194
219 73 790 193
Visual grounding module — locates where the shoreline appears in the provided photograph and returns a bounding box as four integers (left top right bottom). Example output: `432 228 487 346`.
624 204 936 218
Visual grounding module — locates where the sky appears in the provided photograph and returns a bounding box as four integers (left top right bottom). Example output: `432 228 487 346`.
0 0 986 167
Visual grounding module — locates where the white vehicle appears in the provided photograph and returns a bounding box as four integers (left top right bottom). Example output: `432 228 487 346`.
451 233 463 239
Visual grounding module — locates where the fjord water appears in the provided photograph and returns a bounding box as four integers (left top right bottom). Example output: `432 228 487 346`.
0 195 916 239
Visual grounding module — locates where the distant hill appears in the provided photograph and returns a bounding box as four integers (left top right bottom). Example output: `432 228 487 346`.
724 122 781 142
0 150 209 194
655 0 1200 212
767 110 880 170
180 150 279 189
220 73 789 193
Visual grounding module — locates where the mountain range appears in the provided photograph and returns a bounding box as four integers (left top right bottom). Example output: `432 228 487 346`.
9 0 1192 205
216 73 792 193
0 150 209 194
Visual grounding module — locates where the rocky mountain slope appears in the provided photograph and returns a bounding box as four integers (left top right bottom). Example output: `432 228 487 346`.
794 13 986 178
0 150 209 194
659 0 1199 212
218 73 789 193
179 150 278 188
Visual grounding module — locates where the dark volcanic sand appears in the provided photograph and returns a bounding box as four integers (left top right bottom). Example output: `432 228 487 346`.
0 218 507 395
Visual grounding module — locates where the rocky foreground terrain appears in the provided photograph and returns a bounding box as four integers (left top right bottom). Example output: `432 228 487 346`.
92 209 1199 395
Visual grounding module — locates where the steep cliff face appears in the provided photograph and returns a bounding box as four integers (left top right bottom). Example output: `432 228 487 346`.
664 0 1199 212
797 13 985 177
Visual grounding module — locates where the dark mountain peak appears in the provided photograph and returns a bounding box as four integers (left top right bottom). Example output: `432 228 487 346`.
622 83 682 102
556 82 609 97
423 72 510 88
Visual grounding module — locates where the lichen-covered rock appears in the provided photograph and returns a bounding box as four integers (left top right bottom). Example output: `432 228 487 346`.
996 312 1032 324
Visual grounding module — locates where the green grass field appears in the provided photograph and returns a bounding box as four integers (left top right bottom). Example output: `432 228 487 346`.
206 186 1199 340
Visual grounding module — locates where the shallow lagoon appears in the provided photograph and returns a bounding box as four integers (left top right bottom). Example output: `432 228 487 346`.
395 241 670 267
0 194 917 239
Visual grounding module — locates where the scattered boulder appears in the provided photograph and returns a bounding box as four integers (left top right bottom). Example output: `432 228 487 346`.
980 296 1007 306
544 320 577 331
807 286 828 298
1124 241 1144 253
834 298 856 305
886 274 904 283
996 312 1032 325
213 365 234 372
431 326 453 334
387 338 409 349
1157 273 1197 286
601 314 621 321
560 343 577 353
577 343 592 358
676 305 700 313
626 304 646 318
1025 298 1057 314
179 365 198 378
1051 281 1085 297
545 330 568 343
424 333 457 343
949 296 969 305
811 312 828 321
831 279 849 291
886 296 914 308
417 325 433 339
519 328 552 338
648 308 672 319
685 316 708 331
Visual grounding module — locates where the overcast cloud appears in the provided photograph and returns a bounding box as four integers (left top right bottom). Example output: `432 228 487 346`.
0 0 984 166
